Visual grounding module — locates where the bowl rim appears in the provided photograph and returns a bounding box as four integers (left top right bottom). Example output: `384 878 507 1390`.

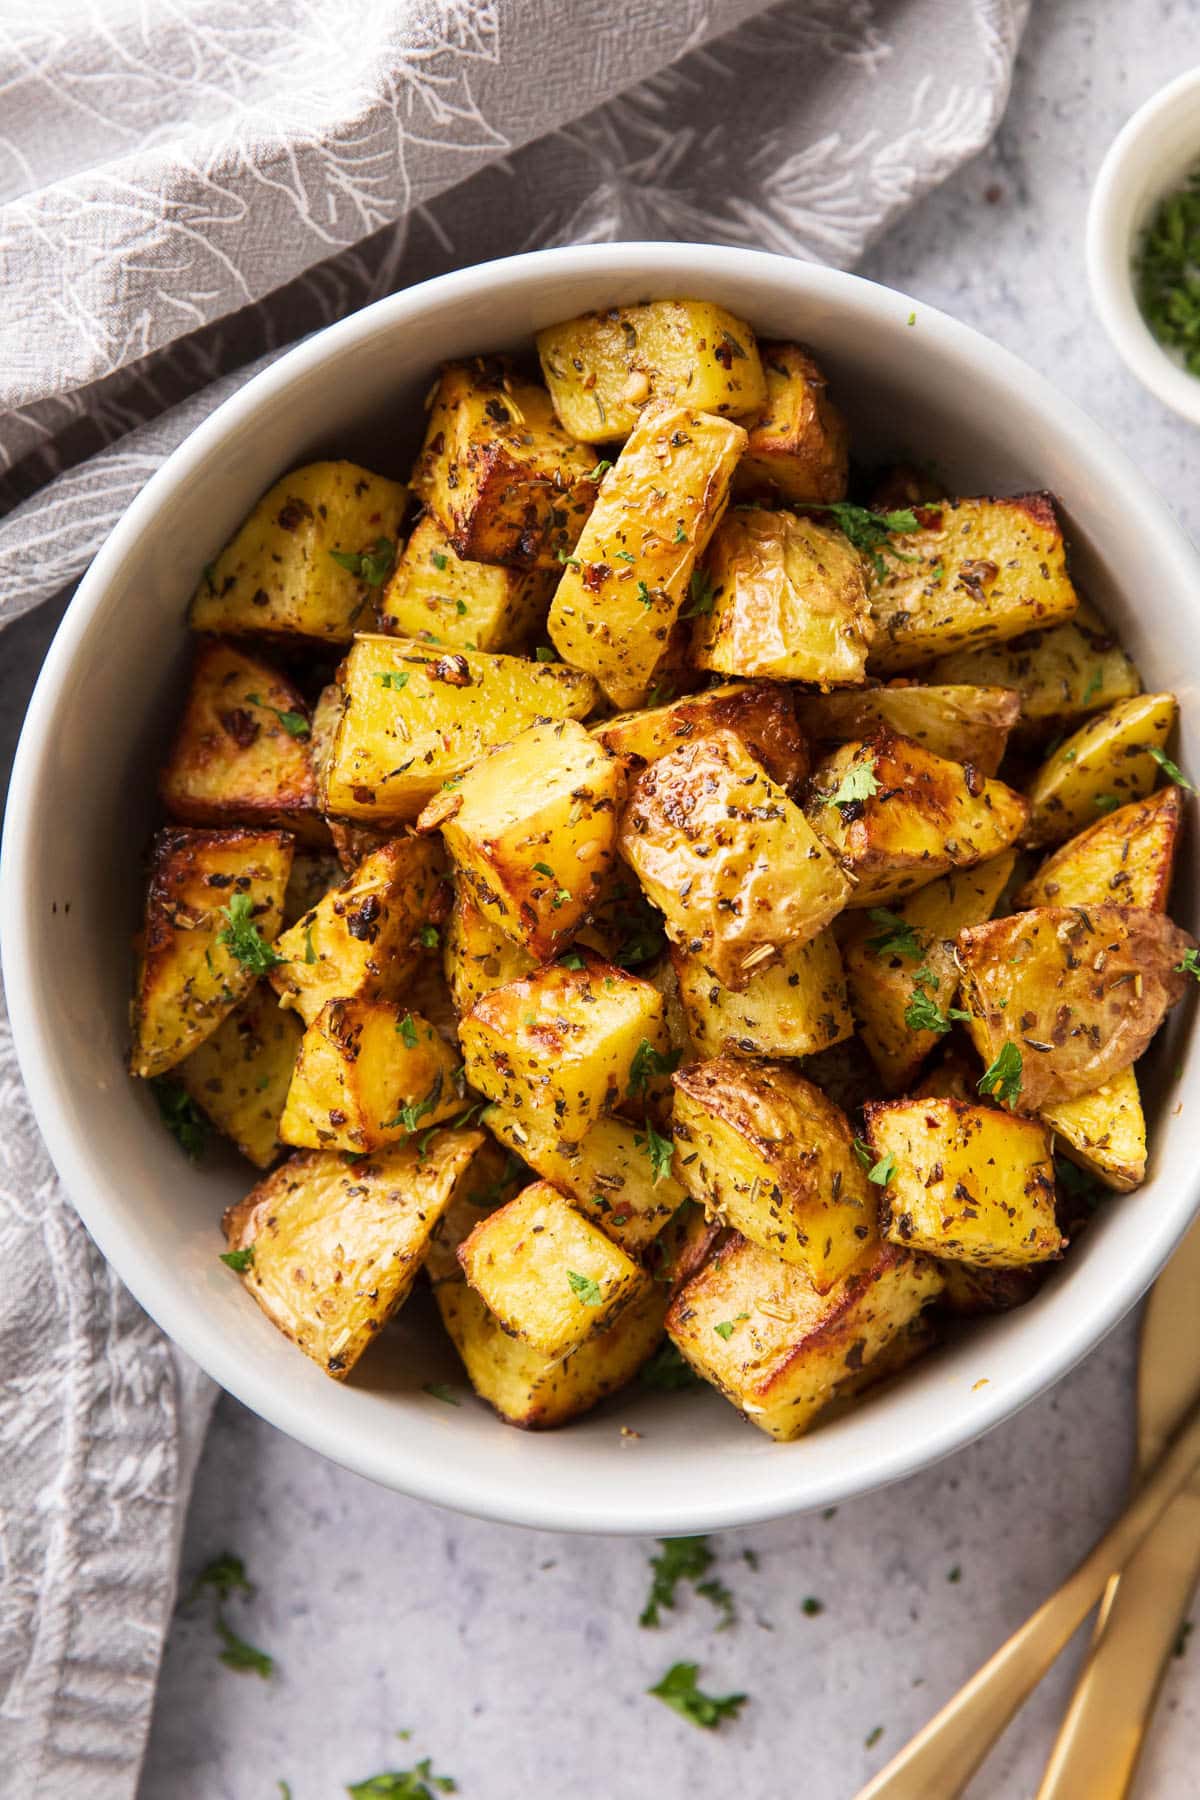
1087 65 1200 425
5 239 1200 1534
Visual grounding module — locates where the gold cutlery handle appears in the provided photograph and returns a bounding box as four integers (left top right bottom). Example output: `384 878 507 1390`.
853 1392 1200 1800
1035 1483 1200 1800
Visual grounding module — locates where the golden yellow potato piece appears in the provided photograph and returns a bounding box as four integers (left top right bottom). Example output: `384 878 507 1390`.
537 299 766 442
547 402 745 709
188 460 407 642
734 342 849 503
794 682 1020 777
671 1055 876 1291
443 890 535 1017
279 998 462 1154
673 928 852 1062
484 1105 683 1254
458 951 669 1147
178 983 302 1168
222 1131 484 1377
620 728 850 990
1024 692 1177 847
666 1234 943 1442
692 507 872 687
957 905 1196 1111
841 853 1016 1092
418 719 624 961
805 729 1027 907
1041 1066 1147 1193
867 494 1079 673
1016 785 1183 912
411 359 597 569
323 635 598 823
458 1180 650 1357
594 679 810 790
270 835 447 1025
377 513 555 651
131 826 294 1080
865 1097 1062 1268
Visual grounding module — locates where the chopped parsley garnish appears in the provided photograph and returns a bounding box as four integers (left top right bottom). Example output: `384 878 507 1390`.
217 893 287 975
696 1576 736 1630
903 979 972 1035
378 671 410 690
567 1270 603 1307
419 925 440 949
807 503 920 580
385 1072 444 1135
1081 667 1104 705
587 459 614 481
220 1245 255 1273
216 1618 274 1679
852 1136 874 1171
346 1757 457 1798
682 568 716 618
1176 947 1200 980
614 549 636 564
455 599 468 616
639 1340 701 1391
304 922 318 965
865 907 922 961
532 860 556 879
828 761 880 807
422 1382 460 1406
534 646 558 662
188 1551 253 1605
866 1153 895 1187
648 1662 746 1730
978 1041 1023 1107
635 1122 675 1185
187 1553 274 1679
329 537 396 586
245 692 310 738
431 550 448 571
674 523 687 543
1135 167 1200 375
636 579 655 609
801 1596 825 1617
947 1565 962 1583
153 1078 209 1161
640 1535 714 1627
559 950 586 970
713 1313 749 1341
1094 793 1121 813
865 1726 884 1750
1149 745 1195 789
397 1014 419 1048
627 1038 683 1098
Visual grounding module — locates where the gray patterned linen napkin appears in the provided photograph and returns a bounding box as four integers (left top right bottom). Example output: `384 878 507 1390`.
0 3 1028 1793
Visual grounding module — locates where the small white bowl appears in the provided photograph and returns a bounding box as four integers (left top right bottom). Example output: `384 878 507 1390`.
1088 66 1200 424
4 243 1200 1534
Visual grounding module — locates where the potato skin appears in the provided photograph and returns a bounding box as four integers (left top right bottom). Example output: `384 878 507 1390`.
222 1132 483 1377
794 683 1020 778
734 342 849 504
188 460 407 642
868 494 1079 674
865 1097 1063 1268
411 359 598 569
693 508 872 687
1016 785 1182 912
620 728 850 990
957 905 1196 1111
595 679 810 792
131 826 294 1079
1024 693 1176 847
671 1055 876 1292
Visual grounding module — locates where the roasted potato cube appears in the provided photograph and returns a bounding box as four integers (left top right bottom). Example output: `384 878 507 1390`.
443 890 535 1017
458 1180 649 1356
666 1234 943 1442
377 513 555 650
536 300 766 442
417 719 623 960
794 683 1020 778
547 402 746 709
957 905 1196 1110
595 679 810 791
130 827 293 1079
178 984 302 1168
458 952 668 1146
671 1056 876 1290
841 853 1016 1091
1041 1065 1147 1193
411 359 597 569
323 635 598 823
221 1131 482 1377
188 460 406 642
865 1097 1062 1267
925 601 1142 742
1016 786 1183 912
867 495 1079 674
673 928 852 1062
734 342 849 503
1024 693 1177 846
484 1105 684 1254
620 729 850 989
279 998 462 1153
270 836 447 1025
435 1277 666 1429
692 508 872 687
937 1261 1043 1316
160 640 323 841
805 730 1028 907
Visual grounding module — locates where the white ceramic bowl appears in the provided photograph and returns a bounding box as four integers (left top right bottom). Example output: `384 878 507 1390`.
4 243 1199 1535
1088 67 1200 424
